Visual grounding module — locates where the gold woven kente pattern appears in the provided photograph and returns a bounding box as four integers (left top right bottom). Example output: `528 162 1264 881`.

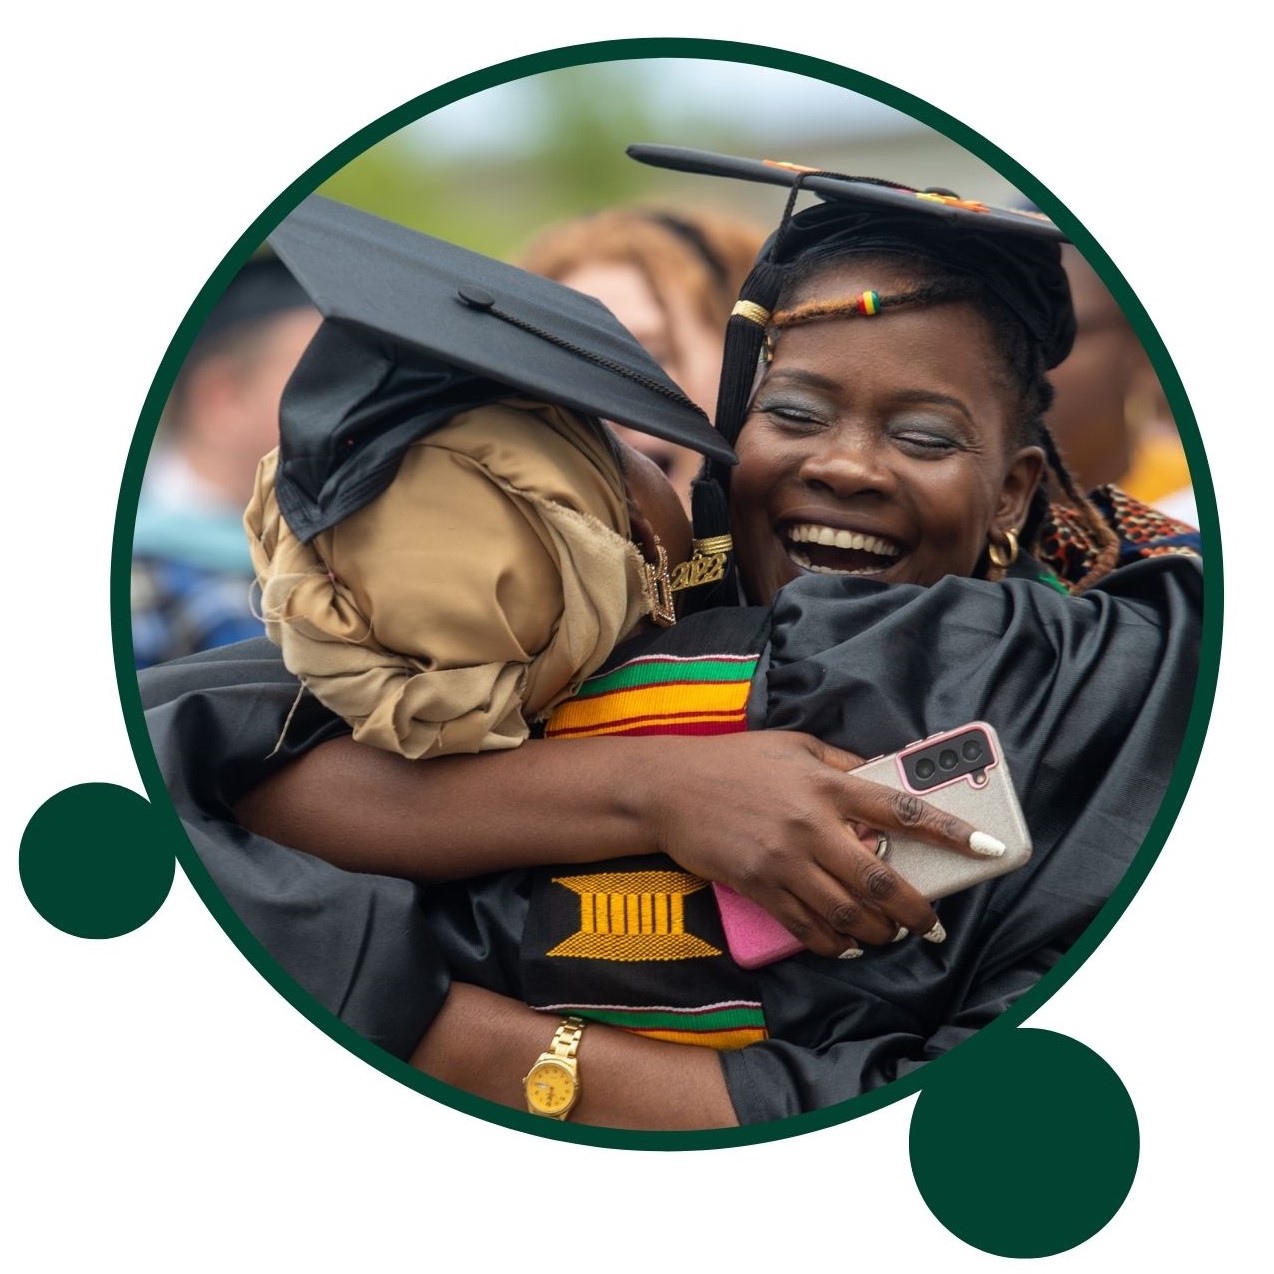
547 870 723 961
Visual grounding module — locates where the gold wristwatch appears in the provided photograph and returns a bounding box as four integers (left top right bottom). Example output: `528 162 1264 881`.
522 1016 586 1120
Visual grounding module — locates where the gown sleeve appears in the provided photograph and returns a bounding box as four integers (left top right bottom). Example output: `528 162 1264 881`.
139 639 451 1059
718 554 1203 1123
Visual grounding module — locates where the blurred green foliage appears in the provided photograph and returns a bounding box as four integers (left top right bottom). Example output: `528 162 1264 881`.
315 60 1010 261
319 66 694 257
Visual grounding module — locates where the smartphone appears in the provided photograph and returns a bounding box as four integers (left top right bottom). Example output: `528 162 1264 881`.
853 721 1032 899
714 721 1032 969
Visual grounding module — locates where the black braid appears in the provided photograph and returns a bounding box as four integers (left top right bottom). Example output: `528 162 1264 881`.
769 172 814 262
1035 425 1120 591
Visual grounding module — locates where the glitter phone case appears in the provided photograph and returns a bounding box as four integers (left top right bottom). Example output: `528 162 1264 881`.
715 721 1032 969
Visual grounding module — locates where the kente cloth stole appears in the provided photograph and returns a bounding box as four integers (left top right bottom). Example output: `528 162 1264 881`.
544 651 759 739
524 648 768 1049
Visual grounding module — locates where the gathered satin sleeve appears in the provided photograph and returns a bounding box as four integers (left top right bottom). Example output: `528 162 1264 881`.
245 401 645 760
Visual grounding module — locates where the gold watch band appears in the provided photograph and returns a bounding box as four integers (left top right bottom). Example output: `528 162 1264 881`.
547 1015 586 1060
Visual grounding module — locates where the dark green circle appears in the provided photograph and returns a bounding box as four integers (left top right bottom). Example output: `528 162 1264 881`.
20 783 176 938
910 1028 1139 1257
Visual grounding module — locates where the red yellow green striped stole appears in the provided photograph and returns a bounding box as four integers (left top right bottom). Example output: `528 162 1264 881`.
534 999 767 1050
534 651 767 1050
545 652 759 740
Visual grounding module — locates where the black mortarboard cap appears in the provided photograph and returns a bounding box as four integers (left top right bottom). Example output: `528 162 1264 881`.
628 146 1068 241
629 146 1075 403
267 194 734 542
626 144 1076 605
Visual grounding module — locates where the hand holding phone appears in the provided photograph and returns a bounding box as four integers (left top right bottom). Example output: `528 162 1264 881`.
714 722 1032 969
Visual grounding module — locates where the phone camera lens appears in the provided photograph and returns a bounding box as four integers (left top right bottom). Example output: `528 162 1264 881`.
962 739 983 761
938 749 958 771
915 758 935 780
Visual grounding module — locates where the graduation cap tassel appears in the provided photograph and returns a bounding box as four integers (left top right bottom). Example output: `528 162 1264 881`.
683 469 737 612
712 258 784 446
698 169 804 608
691 466 732 541
712 171 807 446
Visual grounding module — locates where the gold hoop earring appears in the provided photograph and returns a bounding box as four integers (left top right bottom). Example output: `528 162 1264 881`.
988 526 1020 570
640 535 677 628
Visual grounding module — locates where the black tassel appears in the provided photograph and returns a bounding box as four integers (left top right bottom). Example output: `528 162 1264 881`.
694 254 786 611
697 171 808 609
692 468 731 542
712 256 786 446
682 471 737 613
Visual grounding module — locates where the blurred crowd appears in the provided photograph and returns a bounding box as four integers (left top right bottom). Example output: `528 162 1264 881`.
130 194 1197 668
131 257 319 667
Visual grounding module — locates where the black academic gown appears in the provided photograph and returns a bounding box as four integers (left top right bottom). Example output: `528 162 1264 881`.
719 556 1203 1120
139 643 450 1058
138 552 1203 1123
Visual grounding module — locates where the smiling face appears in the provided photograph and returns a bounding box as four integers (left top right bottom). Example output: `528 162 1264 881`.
730 260 1044 604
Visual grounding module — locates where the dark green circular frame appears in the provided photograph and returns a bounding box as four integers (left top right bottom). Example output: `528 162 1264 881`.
113 37 1221 1151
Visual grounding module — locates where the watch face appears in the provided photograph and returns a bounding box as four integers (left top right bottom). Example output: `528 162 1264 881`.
525 1059 577 1116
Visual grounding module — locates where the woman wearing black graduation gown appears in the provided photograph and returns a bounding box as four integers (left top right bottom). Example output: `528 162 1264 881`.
139 156 1204 1127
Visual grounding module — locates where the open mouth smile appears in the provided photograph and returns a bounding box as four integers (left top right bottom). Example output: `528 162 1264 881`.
783 522 903 576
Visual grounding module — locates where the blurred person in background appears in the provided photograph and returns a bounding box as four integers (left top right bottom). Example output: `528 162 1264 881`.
519 205 765 511
131 253 320 669
1046 244 1195 523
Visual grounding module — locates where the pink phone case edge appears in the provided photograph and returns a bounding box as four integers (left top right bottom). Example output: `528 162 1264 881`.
712 881 805 969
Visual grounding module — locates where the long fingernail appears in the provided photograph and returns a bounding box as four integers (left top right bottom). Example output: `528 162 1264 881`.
838 946 863 960
969 831 1006 857
923 920 947 944
892 927 909 943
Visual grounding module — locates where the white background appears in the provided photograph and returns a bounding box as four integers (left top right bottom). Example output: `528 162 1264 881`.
5 4 1264 1268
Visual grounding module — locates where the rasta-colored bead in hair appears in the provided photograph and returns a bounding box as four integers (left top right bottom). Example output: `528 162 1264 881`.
770 286 929 330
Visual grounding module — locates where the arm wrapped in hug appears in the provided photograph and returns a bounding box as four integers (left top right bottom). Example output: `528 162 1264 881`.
719 556 1202 1121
